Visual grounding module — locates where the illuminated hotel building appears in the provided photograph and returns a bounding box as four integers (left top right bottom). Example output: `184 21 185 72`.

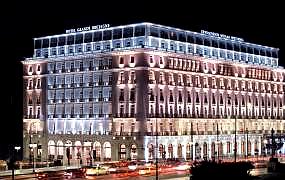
22 22 285 165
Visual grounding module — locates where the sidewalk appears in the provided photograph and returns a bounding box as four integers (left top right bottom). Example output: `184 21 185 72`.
0 165 80 177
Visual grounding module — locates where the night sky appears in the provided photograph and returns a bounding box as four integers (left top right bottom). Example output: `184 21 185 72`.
0 1 284 159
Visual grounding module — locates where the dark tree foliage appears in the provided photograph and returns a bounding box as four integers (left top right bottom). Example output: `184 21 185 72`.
190 161 255 180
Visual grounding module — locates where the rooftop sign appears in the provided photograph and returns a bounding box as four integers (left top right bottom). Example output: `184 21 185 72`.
65 24 110 34
201 30 244 42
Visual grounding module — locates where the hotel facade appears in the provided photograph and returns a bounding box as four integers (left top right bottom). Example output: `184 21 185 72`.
22 22 285 165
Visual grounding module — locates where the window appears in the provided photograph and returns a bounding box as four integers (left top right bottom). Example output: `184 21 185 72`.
178 91 182 102
220 94 223 105
42 39 49 48
160 105 164 114
28 97 32 104
93 32 102 41
103 30 112 40
134 25 145 36
113 29 122 39
159 57 163 64
120 104 124 115
187 92 191 103
130 56 134 63
75 34 83 44
50 38 57 47
130 88 135 101
149 56 153 63
212 40 218 48
37 107 41 118
84 33 92 43
196 92 199 103
178 33 186 42
160 29 169 39
119 72 124 84
86 44 92 51
204 93 208 103
29 66 33 73
169 31 177 40
115 42 121 48
130 71 135 83
37 79 41 88
160 89 164 101
67 35 74 45
130 105 135 116
187 34 195 43
35 39 42 49
150 26 159 37
169 91 174 103
119 57 124 64
29 107 33 115
119 89 124 101
123 27 133 38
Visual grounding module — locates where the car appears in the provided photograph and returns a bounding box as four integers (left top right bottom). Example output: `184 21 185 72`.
64 169 86 178
107 164 120 173
35 172 49 179
138 166 161 176
86 166 109 176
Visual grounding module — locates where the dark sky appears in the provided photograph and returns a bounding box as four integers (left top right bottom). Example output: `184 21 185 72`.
0 1 284 159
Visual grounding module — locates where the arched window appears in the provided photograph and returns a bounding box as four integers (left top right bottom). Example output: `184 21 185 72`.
131 144 137 160
103 142 111 160
186 143 191 160
248 141 252 156
227 142 231 154
57 141 64 156
148 144 154 159
75 141 82 159
48 140 55 155
120 144 126 160
168 144 173 159
177 144 182 158
203 143 208 158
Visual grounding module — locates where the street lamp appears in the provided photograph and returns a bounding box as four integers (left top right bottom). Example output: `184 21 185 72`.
245 128 248 159
12 146 21 180
29 143 37 173
246 103 252 160
155 95 159 180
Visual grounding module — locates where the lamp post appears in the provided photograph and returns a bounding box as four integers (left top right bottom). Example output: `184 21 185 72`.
12 146 21 180
247 103 251 160
234 114 237 163
29 143 37 173
246 128 249 159
155 95 158 180
216 122 219 162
